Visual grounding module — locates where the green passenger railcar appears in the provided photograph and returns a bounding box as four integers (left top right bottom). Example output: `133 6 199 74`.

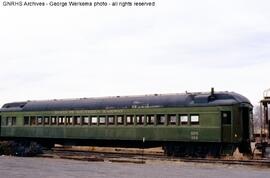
0 89 253 156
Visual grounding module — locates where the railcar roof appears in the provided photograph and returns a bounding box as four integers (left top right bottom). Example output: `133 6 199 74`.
0 91 251 112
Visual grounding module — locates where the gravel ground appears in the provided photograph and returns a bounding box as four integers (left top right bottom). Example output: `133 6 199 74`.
0 156 270 178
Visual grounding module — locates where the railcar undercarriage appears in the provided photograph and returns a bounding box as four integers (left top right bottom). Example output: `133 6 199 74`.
1 137 252 158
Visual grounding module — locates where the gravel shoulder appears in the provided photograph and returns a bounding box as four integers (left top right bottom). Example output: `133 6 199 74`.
0 156 270 178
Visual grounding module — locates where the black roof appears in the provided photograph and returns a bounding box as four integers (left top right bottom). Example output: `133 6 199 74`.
0 91 251 112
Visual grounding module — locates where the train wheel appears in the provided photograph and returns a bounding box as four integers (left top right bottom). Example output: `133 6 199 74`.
238 142 252 155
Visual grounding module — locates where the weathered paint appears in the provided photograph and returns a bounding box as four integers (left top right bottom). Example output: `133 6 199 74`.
0 105 237 143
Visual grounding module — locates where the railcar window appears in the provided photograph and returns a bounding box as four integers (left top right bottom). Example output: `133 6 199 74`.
126 115 134 125
99 116 106 125
180 115 188 125
168 114 177 125
58 116 65 125
117 116 124 125
146 115 154 125
37 116 43 125
91 116 98 125
108 116 115 124
58 117 62 124
6 117 12 126
136 115 144 125
190 115 199 125
156 115 165 125
24 116 30 125
74 116 81 125
30 116 36 125
221 111 231 125
12 117 16 125
44 116 49 125
51 116 57 125
82 116 89 125
66 116 73 125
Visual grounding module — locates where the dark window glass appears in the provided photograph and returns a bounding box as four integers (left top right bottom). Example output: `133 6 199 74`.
12 117 16 125
51 116 57 125
99 116 106 125
108 116 115 125
66 116 73 125
82 116 89 125
74 116 81 125
222 111 231 125
24 116 30 125
30 116 36 125
126 115 134 125
44 116 49 125
6 117 12 126
117 116 124 125
37 116 43 125
157 115 165 125
168 114 177 125
58 116 65 125
136 115 144 125
146 115 154 125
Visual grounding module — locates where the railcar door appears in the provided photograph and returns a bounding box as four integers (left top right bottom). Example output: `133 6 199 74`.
0 115 1 136
221 111 232 143
238 107 252 154
241 107 250 142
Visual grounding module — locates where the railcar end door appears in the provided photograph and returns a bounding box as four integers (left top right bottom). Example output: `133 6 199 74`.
0 115 1 136
221 111 232 143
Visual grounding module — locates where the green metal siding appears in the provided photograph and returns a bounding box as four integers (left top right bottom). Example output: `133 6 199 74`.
1 106 233 143
1 126 221 142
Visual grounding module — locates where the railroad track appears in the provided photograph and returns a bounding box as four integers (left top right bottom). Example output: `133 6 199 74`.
40 146 270 167
172 157 270 167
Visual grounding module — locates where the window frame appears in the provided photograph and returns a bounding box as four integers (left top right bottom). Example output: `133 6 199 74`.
168 114 177 125
126 115 134 125
6 117 12 126
146 115 155 125
74 116 81 125
91 116 98 125
24 116 30 125
44 116 50 125
117 115 124 125
190 114 200 125
66 116 73 125
136 115 144 125
82 116 90 125
180 114 188 125
58 116 65 125
30 116 36 125
108 115 115 125
12 117 16 125
99 116 106 125
221 111 231 125
51 116 57 125
37 116 43 125
156 114 165 125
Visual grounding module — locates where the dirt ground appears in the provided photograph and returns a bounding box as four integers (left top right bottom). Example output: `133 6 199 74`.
0 156 270 178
